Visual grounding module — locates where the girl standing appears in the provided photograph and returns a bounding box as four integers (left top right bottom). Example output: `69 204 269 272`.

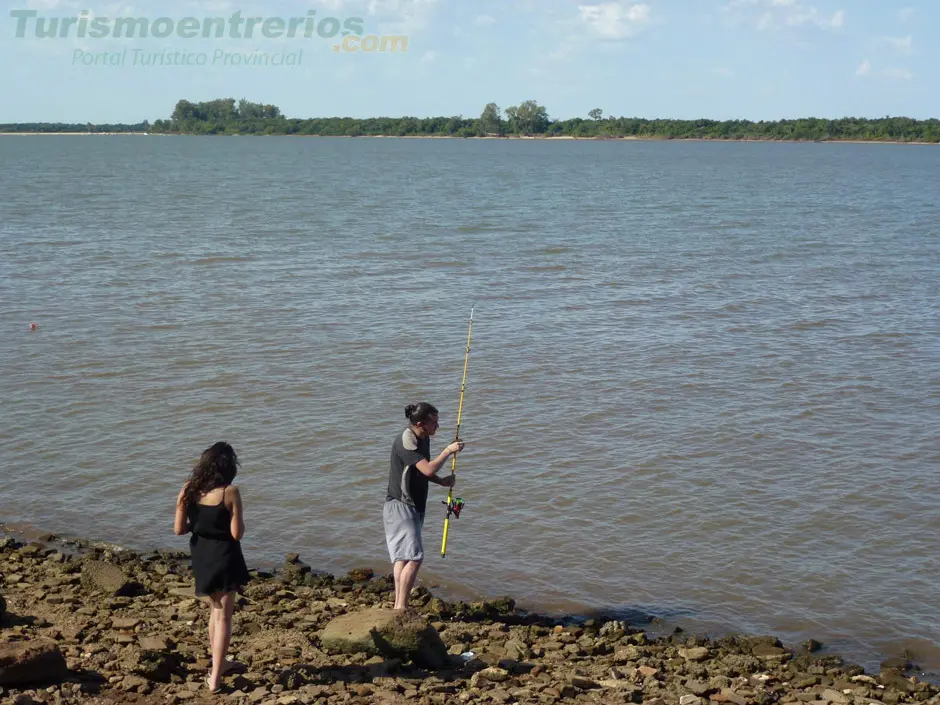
174 441 251 693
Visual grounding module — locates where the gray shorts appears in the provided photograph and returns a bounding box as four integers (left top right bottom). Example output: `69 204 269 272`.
383 499 425 563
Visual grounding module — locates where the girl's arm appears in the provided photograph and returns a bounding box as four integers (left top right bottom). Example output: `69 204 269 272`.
228 485 245 541
173 486 190 536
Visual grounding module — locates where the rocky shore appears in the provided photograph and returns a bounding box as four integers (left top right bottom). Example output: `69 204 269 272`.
1 533 937 705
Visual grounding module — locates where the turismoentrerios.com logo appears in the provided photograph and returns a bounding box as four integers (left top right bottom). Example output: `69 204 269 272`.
9 9 409 53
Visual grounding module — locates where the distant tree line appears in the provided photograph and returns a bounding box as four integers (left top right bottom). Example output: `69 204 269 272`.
0 121 150 133
4 98 940 143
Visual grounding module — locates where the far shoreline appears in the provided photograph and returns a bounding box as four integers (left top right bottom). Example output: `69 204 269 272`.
0 131 937 145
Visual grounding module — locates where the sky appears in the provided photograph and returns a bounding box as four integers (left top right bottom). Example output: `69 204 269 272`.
0 0 936 123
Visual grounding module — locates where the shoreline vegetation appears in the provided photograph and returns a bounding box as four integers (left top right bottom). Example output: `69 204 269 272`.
1 98 939 144
1 524 939 705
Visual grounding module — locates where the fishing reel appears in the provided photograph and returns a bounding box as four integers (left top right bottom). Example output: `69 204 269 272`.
443 496 465 519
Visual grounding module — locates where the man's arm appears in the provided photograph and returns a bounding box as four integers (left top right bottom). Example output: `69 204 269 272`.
428 471 456 487
414 440 464 479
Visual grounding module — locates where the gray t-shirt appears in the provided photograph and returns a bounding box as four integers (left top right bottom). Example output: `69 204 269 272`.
386 427 431 513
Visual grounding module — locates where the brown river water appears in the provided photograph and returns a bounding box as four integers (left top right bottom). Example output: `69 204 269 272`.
1 135 938 676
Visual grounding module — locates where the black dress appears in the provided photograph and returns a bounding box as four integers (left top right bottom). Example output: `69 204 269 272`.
187 486 251 597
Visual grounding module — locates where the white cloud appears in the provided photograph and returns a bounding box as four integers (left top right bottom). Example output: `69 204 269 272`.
725 0 844 31
898 7 915 23
880 67 913 81
855 60 913 81
878 35 913 56
472 14 496 26
420 49 437 62
27 0 70 7
196 0 233 10
366 0 439 35
712 66 735 77
577 2 651 39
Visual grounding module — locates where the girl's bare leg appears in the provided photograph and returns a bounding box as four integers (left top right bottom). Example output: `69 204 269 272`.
207 592 236 691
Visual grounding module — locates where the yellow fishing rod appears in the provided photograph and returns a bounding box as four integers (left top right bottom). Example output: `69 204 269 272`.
441 307 473 558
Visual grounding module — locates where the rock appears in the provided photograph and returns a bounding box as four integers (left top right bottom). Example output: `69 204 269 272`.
471 668 511 688
498 639 527 660
319 607 449 669
720 688 749 705
138 636 172 651
679 647 710 662
347 567 374 582
0 639 69 685
280 556 312 584
880 669 915 692
684 679 712 696
679 695 703 705
820 689 850 704
122 647 182 682
121 675 150 691
881 657 912 671
0 592 5 620
615 646 643 662
487 596 516 615
80 559 133 596
752 643 787 658
168 586 196 599
111 617 140 630
570 676 600 690
479 667 510 683
600 620 629 636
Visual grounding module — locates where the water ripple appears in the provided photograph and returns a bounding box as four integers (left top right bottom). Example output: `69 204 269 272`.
0 136 938 674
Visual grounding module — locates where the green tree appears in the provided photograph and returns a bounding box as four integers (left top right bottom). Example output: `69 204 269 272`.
480 102 502 135
99 98 933 143
506 100 549 135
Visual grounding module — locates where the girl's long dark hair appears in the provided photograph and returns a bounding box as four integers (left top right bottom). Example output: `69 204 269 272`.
181 441 238 509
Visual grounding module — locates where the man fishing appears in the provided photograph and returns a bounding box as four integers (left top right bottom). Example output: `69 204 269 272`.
383 402 465 610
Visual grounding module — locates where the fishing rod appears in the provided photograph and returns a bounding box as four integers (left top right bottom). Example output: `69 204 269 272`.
440 306 473 559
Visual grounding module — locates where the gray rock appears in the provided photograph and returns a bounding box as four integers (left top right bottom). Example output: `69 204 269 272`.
684 679 712 696
80 560 132 596
821 688 850 704
122 647 182 682
679 647 710 662
570 675 600 690
720 688 750 705
503 639 531 660
319 607 449 669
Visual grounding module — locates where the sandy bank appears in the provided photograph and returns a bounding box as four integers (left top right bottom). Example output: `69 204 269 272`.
0 132 150 136
0 132 936 145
